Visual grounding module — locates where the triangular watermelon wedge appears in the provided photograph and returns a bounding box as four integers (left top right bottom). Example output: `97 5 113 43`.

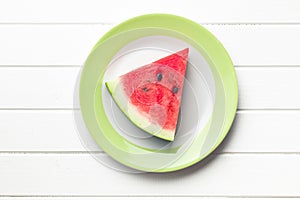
105 48 189 141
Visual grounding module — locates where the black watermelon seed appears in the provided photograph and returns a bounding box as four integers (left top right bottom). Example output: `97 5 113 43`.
142 87 148 92
157 73 163 81
172 86 179 94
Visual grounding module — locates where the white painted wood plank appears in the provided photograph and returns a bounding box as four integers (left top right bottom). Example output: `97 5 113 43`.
0 198 298 200
0 198 225 200
0 154 299 195
1 110 300 153
0 198 188 200
0 0 299 24
236 67 300 109
1 67 300 109
0 25 110 66
206 25 300 66
0 198 190 200
0 67 79 108
0 110 84 152
0 196 202 200
0 25 300 65
225 111 300 152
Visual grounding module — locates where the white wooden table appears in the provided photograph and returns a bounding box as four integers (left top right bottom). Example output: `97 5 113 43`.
1 0 300 199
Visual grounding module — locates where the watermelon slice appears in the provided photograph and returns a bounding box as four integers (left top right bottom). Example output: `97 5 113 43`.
105 48 189 141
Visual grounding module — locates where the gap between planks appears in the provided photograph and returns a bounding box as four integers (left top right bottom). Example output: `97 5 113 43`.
1 108 300 112
1 22 300 25
1 195 300 198
0 152 299 155
1 65 300 68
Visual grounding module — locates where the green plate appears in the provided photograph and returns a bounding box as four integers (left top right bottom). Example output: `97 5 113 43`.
80 14 238 172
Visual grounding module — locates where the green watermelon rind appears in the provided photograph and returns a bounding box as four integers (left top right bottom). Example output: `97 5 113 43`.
105 78 175 141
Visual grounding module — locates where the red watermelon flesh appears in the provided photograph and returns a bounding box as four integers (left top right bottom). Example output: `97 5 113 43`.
105 48 189 141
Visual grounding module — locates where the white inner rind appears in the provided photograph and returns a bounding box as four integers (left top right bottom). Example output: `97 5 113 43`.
106 78 175 141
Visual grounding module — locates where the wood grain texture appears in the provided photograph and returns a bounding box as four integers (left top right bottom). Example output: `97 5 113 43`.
1 67 300 109
0 0 299 24
1 25 300 65
1 110 300 153
0 154 299 196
